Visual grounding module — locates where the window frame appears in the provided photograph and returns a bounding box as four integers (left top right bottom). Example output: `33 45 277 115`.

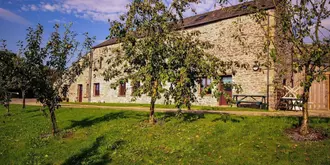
94 83 100 96
200 77 212 95
118 82 126 97
99 57 103 69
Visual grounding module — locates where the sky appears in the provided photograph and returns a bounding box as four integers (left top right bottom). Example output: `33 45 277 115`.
0 0 231 53
0 0 329 53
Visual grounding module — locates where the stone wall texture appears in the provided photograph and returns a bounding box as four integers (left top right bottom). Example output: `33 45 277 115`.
68 9 280 107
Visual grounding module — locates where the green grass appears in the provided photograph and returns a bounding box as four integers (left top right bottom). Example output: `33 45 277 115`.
1 105 330 164
65 102 267 111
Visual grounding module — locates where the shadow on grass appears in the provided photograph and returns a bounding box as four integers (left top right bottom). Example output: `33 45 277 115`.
309 117 330 124
158 112 205 123
264 116 330 129
212 114 245 123
67 112 127 129
24 109 40 113
62 136 124 165
183 113 205 122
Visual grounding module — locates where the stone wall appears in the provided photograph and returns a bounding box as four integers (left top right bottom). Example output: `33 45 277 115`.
68 9 278 107
67 64 90 103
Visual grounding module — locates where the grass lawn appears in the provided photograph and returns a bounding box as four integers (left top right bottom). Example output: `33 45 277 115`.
0 105 330 164
65 102 267 111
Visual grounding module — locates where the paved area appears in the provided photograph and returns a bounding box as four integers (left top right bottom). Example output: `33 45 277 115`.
11 98 330 118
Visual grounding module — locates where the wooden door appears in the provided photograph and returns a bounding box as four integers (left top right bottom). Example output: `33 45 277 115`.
219 76 232 106
308 76 329 110
78 84 83 102
329 74 330 110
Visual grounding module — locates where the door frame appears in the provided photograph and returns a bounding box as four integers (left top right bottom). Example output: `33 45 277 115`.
218 75 233 106
78 84 83 102
327 72 330 110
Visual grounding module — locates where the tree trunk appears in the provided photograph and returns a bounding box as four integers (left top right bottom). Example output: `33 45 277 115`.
6 103 9 114
49 103 58 135
22 89 26 109
149 81 158 124
5 93 9 114
149 98 156 124
300 68 311 135
300 102 309 135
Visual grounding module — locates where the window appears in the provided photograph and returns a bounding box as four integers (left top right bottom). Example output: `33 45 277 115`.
200 77 212 94
99 57 103 69
221 76 232 92
219 76 233 105
119 82 126 96
94 83 100 96
131 82 140 96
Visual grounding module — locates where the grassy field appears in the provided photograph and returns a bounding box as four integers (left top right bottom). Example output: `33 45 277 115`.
0 105 330 164
65 102 267 111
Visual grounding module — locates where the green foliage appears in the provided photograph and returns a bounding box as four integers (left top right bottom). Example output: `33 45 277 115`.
104 0 203 121
104 0 243 120
17 23 95 133
218 0 330 134
0 50 17 112
0 105 330 164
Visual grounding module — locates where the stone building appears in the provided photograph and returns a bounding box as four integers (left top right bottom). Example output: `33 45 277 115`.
67 0 330 111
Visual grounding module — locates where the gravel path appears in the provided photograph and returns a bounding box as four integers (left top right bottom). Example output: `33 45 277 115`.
60 104 330 117
11 99 330 118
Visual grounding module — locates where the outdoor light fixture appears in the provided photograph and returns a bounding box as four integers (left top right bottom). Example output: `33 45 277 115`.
252 61 260 71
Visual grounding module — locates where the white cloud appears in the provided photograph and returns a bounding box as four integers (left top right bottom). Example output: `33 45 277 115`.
40 3 59 12
0 8 31 25
21 0 130 23
30 4 38 11
166 0 239 18
21 5 29 11
48 18 67 24
21 0 223 22
183 0 218 17
21 4 39 11
20 0 252 23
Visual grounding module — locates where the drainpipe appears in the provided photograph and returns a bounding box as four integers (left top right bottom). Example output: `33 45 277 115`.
88 49 94 102
291 47 294 88
266 14 270 110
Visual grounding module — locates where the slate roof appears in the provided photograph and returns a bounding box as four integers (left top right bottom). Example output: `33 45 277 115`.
93 0 276 49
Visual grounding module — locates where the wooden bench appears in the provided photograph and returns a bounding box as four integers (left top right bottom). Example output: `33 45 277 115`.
237 101 263 106
233 94 266 109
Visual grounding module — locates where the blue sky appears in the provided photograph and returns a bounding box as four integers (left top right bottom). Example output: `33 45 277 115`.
0 0 226 53
1 0 329 53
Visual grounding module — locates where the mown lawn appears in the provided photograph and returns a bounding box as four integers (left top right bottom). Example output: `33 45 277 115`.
0 105 329 165
65 102 266 111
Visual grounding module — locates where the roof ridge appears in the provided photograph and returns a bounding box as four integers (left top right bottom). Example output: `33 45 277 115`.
93 0 275 49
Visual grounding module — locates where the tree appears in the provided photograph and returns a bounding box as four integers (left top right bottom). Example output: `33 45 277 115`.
218 0 330 135
0 50 17 114
22 24 95 135
284 0 330 135
164 31 244 112
12 51 31 109
104 0 199 123
104 0 243 122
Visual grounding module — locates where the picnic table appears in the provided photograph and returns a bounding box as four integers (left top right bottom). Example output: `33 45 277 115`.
232 94 267 109
280 97 303 111
279 86 303 111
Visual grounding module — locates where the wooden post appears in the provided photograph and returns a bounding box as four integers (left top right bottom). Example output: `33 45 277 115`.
328 72 330 111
